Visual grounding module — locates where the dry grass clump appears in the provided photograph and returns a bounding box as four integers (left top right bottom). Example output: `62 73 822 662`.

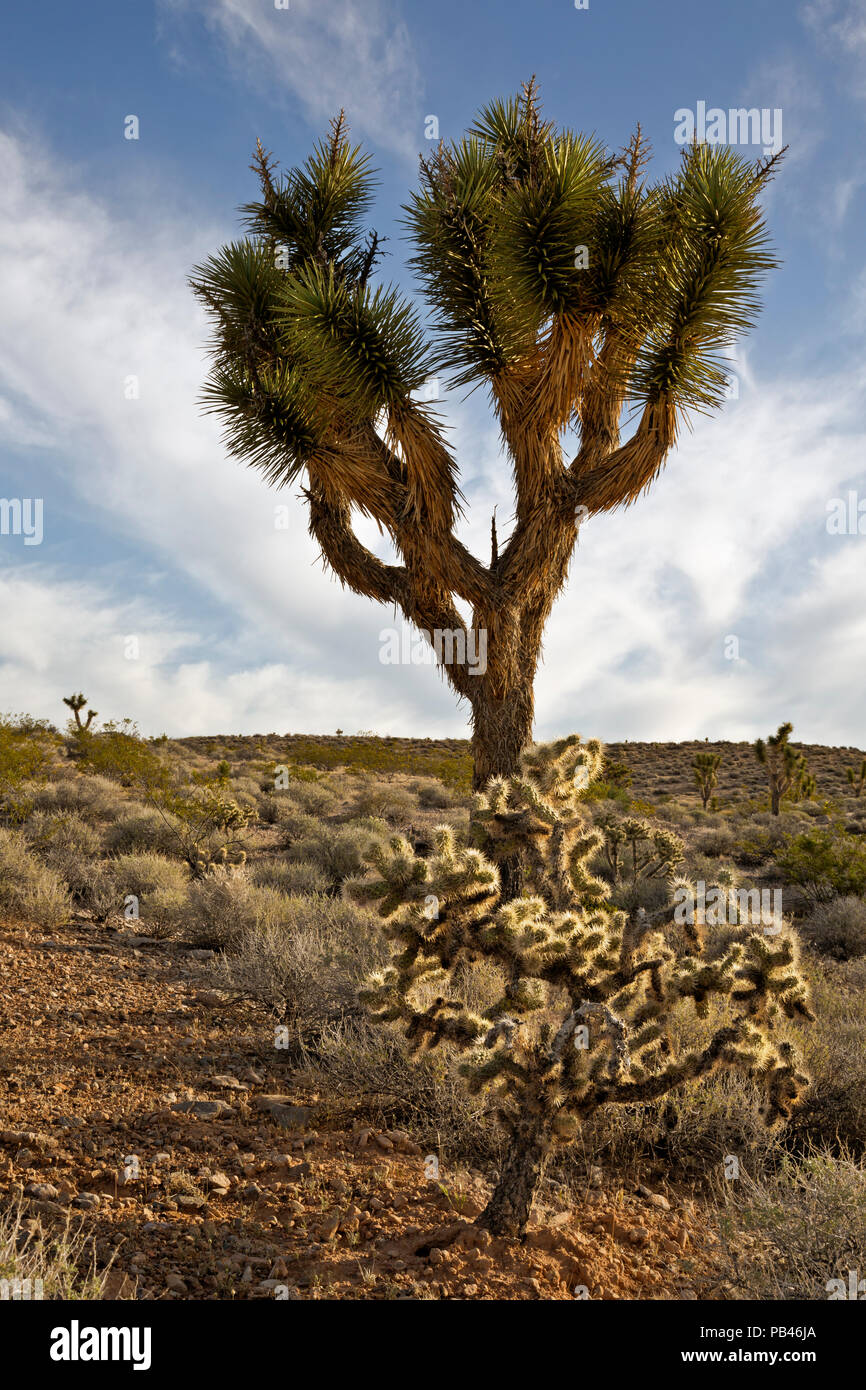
0 1203 109 1300
719 1149 866 1299
249 857 329 895
108 851 190 900
787 956 866 1153
169 868 310 950
29 774 126 824
287 821 387 888
351 781 417 824
801 896 866 961
0 826 71 929
103 806 186 858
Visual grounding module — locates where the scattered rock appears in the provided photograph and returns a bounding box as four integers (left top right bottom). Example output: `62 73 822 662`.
170 1100 234 1120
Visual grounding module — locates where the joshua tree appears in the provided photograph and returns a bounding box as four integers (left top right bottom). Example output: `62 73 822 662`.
191 83 782 795
847 759 866 797
354 736 812 1238
754 723 809 816
693 750 722 809
62 693 97 731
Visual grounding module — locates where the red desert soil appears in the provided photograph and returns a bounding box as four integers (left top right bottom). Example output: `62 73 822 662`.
0 912 739 1300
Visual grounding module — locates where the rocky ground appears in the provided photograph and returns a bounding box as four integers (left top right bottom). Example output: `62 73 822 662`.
0 912 739 1301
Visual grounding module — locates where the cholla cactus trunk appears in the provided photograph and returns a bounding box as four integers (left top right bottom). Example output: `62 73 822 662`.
353 736 813 1239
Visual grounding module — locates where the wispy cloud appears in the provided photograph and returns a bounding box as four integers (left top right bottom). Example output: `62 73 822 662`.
159 0 424 160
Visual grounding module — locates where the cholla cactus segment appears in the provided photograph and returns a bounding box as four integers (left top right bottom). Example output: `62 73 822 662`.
353 735 813 1237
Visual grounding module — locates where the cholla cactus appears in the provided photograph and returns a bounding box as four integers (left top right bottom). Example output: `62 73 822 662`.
754 723 810 816
693 750 722 809
354 735 813 1237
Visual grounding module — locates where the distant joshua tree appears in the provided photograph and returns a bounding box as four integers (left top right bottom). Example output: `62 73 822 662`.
847 758 866 797
754 723 811 816
191 80 783 810
354 736 812 1237
693 750 722 809
62 693 97 732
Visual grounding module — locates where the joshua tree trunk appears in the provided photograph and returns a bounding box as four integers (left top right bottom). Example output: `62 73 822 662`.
469 604 545 898
470 681 534 790
476 1112 550 1238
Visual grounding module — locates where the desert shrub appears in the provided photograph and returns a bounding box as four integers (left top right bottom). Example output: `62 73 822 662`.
249 857 329 895
72 720 168 788
579 780 630 809
299 1020 502 1164
733 821 783 867
23 810 101 869
219 896 385 1031
692 824 736 858
801 897 866 961
719 1151 866 1299
787 958 866 1153
288 821 387 887
139 884 189 937
23 810 116 916
0 718 54 823
103 807 185 858
0 827 71 928
409 778 453 810
275 781 336 817
351 781 416 824
275 808 323 843
173 870 304 950
776 826 866 903
108 852 190 900
29 774 126 824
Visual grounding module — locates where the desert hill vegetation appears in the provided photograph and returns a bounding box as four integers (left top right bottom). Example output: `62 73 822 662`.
0 704 865 1299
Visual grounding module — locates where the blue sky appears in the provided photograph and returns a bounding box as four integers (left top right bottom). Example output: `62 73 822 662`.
1 0 865 743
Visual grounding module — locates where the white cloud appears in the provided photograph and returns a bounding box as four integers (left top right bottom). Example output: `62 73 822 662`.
158 0 423 161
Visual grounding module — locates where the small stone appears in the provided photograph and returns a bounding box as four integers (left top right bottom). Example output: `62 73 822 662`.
318 1211 340 1241
165 1273 187 1293
254 1096 310 1129
170 1100 233 1120
72 1193 100 1210
25 1182 59 1201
